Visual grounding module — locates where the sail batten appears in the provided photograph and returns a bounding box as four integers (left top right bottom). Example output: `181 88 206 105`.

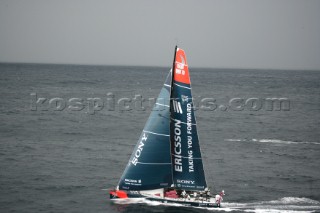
136 162 171 165
143 130 170 137
173 83 191 90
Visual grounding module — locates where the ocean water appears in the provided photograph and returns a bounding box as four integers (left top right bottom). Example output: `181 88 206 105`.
0 63 319 213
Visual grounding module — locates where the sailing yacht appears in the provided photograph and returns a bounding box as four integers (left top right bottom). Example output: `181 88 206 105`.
109 46 224 208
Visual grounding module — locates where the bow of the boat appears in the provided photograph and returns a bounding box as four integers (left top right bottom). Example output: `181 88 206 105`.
109 189 128 199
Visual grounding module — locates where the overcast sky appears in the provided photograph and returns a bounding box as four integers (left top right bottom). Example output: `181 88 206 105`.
0 0 319 70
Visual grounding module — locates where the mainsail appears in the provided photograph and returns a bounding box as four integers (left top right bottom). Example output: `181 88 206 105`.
170 47 207 191
118 71 173 191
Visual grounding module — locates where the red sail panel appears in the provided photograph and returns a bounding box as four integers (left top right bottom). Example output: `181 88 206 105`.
173 48 190 85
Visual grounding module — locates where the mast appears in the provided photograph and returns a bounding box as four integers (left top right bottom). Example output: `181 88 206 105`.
169 45 178 187
170 45 178 95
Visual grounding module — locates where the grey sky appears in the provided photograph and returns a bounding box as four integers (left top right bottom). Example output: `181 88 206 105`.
0 0 319 70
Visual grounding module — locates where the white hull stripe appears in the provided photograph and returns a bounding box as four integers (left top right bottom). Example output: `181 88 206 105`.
143 130 170 137
174 83 191 90
164 84 171 88
156 103 169 107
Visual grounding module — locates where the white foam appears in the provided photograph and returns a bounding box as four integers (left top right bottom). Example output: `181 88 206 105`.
225 139 320 145
267 197 320 205
220 197 320 213
112 198 147 205
111 197 320 212
243 210 316 213
224 139 243 142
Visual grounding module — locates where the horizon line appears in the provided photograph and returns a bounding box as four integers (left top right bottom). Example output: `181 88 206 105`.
0 61 319 72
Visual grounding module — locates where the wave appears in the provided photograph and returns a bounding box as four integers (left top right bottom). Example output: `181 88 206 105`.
221 197 320 213
266 197 320 205
111 197 320 212
224 139 320 145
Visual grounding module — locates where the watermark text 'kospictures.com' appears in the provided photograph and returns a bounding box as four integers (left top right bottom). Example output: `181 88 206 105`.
30 93 290 115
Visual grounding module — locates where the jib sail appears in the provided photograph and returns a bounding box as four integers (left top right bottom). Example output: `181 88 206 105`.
118 71 173 191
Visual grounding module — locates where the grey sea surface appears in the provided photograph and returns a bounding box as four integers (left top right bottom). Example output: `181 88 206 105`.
0 63 319 213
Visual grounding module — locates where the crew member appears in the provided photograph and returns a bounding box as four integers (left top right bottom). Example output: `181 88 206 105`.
215 190 225 207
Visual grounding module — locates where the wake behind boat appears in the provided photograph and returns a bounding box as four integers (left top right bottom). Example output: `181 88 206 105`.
109 46 225 208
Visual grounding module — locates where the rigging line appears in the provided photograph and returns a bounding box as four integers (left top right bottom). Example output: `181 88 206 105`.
158 113 170 120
